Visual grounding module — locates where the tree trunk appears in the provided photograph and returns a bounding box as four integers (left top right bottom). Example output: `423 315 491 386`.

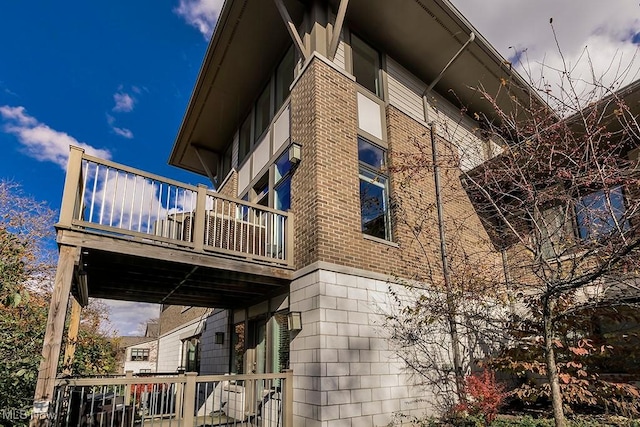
543 299 566 427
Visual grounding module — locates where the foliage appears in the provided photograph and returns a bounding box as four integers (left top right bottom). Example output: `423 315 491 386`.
0 182 56 420
0 182 118 425
456 371 507 424
63 300 119 376
385 29 640 427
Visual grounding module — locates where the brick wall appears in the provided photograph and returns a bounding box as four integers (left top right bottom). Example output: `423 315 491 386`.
216 170 237 198
290 57 500 282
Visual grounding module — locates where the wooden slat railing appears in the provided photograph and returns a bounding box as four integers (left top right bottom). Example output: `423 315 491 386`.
50 370 294 427
58 146 293 267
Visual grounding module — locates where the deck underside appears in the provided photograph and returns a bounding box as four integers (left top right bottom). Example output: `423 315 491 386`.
58 228 292 308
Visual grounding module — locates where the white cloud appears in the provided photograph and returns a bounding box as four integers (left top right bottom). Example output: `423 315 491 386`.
0 105 111 169
174 0 224 38
450 0 640 102
102 300 160 336
106 114 134 139
113 91 135 113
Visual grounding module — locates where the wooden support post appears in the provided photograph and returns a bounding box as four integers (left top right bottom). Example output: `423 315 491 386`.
193 184 208 252
31 245 78 427
124 371 133 406
61 297 82 375
283 369 294 427
59 146 85 226
182 372 198 427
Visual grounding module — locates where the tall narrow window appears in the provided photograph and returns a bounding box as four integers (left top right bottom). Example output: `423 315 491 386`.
239 115 252 164
255 85 271 140
274 151 292 211
358 137 390 240
352 35 381 97
219 143 233 184
275 46 295 111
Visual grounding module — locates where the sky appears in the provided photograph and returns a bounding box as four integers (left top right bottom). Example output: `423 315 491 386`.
0 0 638 335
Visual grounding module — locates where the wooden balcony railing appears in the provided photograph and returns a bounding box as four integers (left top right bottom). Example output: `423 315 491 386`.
50 370 294 427
58 147 293 267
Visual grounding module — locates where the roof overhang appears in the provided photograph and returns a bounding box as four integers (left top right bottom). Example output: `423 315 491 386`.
170 0 540 177
169 0 306 176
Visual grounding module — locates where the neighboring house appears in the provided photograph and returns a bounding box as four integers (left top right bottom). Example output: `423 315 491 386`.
156 305 210 372
121 338 158 374
115 321 160 374
37 0 548 424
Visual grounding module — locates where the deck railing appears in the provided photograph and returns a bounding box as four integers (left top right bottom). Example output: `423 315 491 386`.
50 371 293 427
58 147 293 266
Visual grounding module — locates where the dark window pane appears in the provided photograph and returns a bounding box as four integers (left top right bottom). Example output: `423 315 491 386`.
275 46 295 110
358 137 385 169
255 85 271 139
275 176 291 211
352 35 380 96
576 187 627 239
275 152 292 183
239 116 252 164
360 171 388 240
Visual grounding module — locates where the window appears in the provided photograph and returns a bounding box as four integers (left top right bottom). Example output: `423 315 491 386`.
253 173 269 207
270 312 290 376
219 143 233 184
131 348 149 361
238 115 252 164
358 137 390 240
139 369 152 373
274 152 292 211
254 85 271 140
231 322 245 374
275 46 295 111
575 186 628 240
182 337 200 372
351 34 381 97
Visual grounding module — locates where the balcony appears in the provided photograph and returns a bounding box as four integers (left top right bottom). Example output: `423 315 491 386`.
57 147 294 308
49 371 293 427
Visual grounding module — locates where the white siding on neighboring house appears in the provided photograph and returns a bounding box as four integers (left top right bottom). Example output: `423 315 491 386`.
157 319 202 372
123 341 157 373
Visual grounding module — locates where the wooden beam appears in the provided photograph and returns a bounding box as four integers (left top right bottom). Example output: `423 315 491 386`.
328 0 349 60
56 228 293 280
31 245 78 426
61 298 82 375
274 0 307 60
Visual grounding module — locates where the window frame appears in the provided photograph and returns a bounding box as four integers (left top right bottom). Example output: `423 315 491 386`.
130 348 150 362
358 136 391 241
351 34 382 98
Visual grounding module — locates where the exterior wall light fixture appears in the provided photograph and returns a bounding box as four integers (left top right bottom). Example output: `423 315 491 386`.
287 311 302 331
215 332 225 344
289 142 302 165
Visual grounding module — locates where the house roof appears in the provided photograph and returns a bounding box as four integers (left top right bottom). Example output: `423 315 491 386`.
169 0 538 177
116 336 156 349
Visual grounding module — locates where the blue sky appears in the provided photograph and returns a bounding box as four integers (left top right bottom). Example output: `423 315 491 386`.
0 0 224 335
1 0 637 335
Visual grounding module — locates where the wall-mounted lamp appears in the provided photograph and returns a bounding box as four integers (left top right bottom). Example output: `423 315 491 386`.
215 332 225 344
287 311 302 331
289 142 302 166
